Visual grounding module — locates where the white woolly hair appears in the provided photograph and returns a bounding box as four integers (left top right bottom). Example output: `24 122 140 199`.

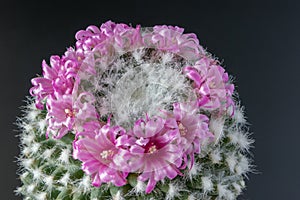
59 173 70 186
187 162 202 181
217 183 235 200
235 155 251 176
131 180 146 194
201 176 214 193
76 175 91 193
26 184 36 194
166 182 185 200
209 117 225 143
31 168 42 180
228 130 254 152
112 190 124 200
209 148 222 164
36 192 47 200
77 48 196 128
228 104 254 151
187 194 197 200
44 175 54 190
232 182 242 193
225 153 237 173
58 148 70 164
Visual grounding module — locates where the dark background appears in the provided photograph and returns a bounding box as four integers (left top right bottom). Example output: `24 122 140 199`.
1 0 300 199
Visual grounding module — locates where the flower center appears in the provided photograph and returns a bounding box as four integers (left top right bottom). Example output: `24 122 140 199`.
100 150 114 159
147 145 157 154
64 108 76 118
209 81 216 89
178 122 187 136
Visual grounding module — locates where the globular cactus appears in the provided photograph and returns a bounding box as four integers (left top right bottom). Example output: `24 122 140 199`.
16 21 253 200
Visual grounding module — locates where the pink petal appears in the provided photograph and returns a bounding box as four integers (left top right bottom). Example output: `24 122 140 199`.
145 176 156 194
130 145 145 154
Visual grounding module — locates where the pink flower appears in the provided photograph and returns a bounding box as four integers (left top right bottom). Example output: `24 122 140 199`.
75 21 142 58
112 23 142 50
73 122 130 187
30 49 81 109
184 57 234 113
72 93 98 130
63 47 83 78
75 25 105 56
46 95 74 138
128 117 183 193
76 120 102 138
30 76 53 109
143 25 205 60
46 93 97 139
101 21 142 48
164 102 214 169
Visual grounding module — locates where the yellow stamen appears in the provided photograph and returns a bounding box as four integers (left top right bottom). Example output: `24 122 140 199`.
209 81 216 89
64 108 76 118
178 122 187 136
100 150 114 159
148 145 157 154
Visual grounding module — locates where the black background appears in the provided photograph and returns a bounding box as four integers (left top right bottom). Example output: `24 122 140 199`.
1 0 300 199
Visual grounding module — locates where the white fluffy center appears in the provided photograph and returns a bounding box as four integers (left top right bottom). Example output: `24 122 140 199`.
78 48 196 128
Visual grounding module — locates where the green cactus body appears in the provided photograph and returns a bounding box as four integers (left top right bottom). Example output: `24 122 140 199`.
16 100 252 200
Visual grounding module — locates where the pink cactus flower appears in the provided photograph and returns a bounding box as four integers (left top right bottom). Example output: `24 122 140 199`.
143 25 204 60
73 121 130 187
128 116 183 193
184 57 234 113
30 50 80 109
75 20 142 57
164 101 214 169
46 93 97 139
46 95 75 138
75 25 105 56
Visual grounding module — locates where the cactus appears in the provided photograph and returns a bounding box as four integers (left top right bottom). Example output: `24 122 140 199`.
16 21 253 200
16 100 252 200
